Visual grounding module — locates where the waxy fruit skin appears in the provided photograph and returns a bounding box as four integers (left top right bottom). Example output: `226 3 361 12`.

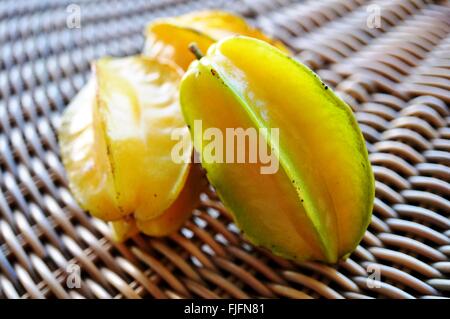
110 162 206 241
180 36 374 263
59 56 202 241
144 10 289 70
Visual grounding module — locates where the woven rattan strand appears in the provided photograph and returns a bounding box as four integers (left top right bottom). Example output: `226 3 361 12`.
0 0 449 299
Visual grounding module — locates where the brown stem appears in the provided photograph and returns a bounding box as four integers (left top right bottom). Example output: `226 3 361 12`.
189 42 204 60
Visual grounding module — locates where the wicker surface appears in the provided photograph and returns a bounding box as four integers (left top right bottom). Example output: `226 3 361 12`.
0 0 449 299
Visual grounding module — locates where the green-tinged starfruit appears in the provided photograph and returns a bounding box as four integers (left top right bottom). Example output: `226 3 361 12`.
180 36 374 263
144 10 289 70
58 55 204 240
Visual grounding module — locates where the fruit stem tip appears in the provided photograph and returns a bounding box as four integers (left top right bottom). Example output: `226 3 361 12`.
189 43 204 60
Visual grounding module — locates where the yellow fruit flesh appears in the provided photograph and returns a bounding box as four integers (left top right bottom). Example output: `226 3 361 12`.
144 10 289 70
180 37 374 262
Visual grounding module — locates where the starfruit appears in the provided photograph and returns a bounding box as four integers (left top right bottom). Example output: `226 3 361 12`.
110 162 206 241
58 55 204 241
180 36 374 263
144 10 289 70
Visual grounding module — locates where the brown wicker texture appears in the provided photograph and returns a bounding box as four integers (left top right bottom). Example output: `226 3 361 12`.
0 0 449 299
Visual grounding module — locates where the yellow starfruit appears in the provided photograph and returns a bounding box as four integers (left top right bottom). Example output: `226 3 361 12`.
110 162 206 241
59 56 203 240
144 10 289 70
180 36 374 263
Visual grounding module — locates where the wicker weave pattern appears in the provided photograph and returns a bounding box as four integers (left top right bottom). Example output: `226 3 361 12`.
0 0 449 299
